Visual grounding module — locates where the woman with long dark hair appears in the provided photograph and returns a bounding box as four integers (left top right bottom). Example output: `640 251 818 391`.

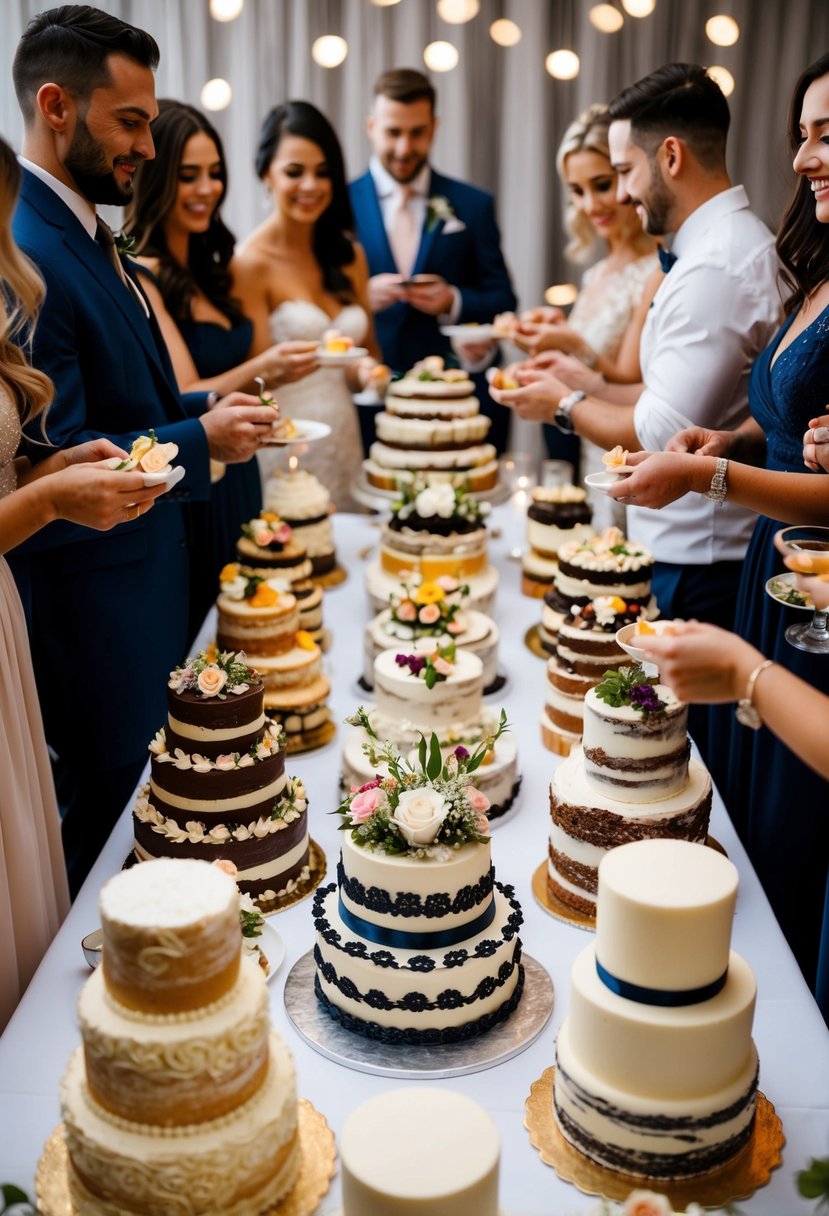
606 54 829 1020
124 100 319 628
233 101 381 511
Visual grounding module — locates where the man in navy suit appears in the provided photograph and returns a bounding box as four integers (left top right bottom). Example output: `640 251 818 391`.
10 5 277 894
350 69 517 453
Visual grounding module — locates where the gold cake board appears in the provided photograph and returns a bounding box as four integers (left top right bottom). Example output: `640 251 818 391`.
311 562 348 589
36 1100 336 1216
259 838 328 917
524 1067 784 1211
532 839 728 933
524 623 550 659
284 717 337 755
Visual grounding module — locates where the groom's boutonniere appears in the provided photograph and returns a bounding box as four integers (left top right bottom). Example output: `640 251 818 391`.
426 195 454 232
115 231 137 257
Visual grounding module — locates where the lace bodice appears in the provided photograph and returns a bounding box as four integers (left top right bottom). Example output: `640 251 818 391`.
569 254 658 360
0 385 20 500
269 301 368 346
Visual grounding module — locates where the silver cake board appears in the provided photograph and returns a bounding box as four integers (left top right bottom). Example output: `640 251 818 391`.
284 950 553 1079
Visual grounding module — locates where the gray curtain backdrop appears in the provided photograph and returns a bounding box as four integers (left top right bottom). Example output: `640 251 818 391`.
2 0 828 315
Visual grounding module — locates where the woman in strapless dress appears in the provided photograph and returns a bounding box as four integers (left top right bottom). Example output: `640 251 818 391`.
124 100 321 634
233 101 382 512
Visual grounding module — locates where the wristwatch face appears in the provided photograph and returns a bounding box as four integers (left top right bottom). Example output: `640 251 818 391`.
736 700 762 730
554 405 574 433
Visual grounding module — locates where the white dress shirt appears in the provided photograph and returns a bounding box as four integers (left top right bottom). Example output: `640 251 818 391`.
629 185 781 564
18 156 149 317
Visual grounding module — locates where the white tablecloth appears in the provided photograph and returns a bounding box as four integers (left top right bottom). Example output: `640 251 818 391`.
1 505 828 1214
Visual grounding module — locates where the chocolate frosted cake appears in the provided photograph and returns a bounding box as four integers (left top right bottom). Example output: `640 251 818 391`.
132 652 310 909
547 667 712 916
553 840 758 1180
522 485 593 598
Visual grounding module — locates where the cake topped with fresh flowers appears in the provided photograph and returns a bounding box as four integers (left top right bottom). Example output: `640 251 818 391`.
168 649 259 703
390 480 490 537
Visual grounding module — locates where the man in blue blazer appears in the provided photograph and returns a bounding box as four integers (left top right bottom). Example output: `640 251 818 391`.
350 69 517 453
10 5 276 894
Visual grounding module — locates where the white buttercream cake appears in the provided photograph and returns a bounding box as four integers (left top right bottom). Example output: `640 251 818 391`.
553 840 758 1180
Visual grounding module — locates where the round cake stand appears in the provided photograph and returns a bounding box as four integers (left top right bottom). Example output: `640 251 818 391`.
350 472 511 513
524 1067 784 1210
284 950 553 1079
523 624 549 660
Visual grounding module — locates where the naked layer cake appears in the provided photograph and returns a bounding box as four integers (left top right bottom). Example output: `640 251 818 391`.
522 485 593 598
264 468 336 577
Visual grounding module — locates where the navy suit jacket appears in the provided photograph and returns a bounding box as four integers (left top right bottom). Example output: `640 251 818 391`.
11 170 212 768
349 168 517 374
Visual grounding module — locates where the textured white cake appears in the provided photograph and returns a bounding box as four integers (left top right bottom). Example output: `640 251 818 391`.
363 605 500 689
554 840 759 1180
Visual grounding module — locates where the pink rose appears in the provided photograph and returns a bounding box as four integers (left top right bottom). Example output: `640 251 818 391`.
436 575 459 592
467 787 490 814
476 815 489 834
432 656 453 676
276 523 293 543
396 599 417 622
446 616 466 635
418 603 441 625
621 1193 673 1216
350 787 384 822
254 528 275 547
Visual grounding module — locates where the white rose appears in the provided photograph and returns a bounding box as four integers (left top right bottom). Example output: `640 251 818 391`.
414 483 455 519
222 577 247 601
392 787 450 846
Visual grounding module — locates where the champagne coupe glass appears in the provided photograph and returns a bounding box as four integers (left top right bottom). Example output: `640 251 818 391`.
773 525 829 653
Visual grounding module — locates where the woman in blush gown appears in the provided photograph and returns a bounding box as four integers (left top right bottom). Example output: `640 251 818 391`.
509 105 659 530
233 101 381 512
0 139 169 1029
124 101 320 633
604 55 829 1021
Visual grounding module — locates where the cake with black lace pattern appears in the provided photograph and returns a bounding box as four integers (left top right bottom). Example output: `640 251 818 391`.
313 710 523 1043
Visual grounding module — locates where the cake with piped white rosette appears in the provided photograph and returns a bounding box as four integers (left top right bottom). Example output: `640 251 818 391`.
547 666 712 916
343 645 519 821
132 651 310 910
60 858 300 1215
363 357 498 495
365 480 498 614
554 839 758 1180
315 713 523 1043
363 573 500 691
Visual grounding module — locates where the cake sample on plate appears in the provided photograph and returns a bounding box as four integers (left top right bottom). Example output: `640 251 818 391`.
60 858 301 1215
343 644 519 820
315 711 523 1043
365 480 499 613
132 650 311 910
363 573 500 692
363 356 498 496
547 665 712 916
522 485 593 598
264 467 336 577
553 839 758 1179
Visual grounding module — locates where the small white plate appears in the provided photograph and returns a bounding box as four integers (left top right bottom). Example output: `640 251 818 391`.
142 464 185 489
765 571 814 612
616 619 678 662
261 420 332 446
246 921 285 982
440 324 496 342
315 346 368 367
584 469 632 492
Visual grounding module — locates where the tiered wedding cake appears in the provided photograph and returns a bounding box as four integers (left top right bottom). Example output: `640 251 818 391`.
554 839 758 1179
363 357 498 495
233 511 325 643
547 666 712 916
343 646 519 819
522 485 593 598
60 859 300 1214
315 714 523 1042
365 481 499 613
132 651 310 909
264 468 336 577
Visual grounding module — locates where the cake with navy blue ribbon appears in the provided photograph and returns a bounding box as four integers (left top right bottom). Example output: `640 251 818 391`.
313 709 523 1043
553 839 758 1180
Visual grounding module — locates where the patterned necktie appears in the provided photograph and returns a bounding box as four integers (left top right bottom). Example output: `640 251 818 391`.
658 244 678 274
388 184 418 277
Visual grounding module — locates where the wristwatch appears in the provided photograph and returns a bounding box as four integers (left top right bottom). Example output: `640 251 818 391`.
554 390 586 434
735 658 774 729
704 457 729 503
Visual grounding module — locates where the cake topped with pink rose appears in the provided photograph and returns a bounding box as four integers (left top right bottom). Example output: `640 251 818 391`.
313 708 525 1044
342 646 520 824
363 572 500 692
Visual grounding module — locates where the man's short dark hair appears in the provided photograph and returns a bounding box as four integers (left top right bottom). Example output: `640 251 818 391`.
373 68 436 112
13 4 159 123
608 63 730 171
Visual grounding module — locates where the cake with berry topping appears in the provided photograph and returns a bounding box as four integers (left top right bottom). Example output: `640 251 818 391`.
547 666 712 916
132 651 310 909
315 713 523 1043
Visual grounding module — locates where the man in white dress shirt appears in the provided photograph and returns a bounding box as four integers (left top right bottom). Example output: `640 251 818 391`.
494 64 781 631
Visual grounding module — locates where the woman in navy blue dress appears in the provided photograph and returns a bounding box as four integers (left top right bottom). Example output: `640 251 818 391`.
124 101 319 636
607 54 829 1021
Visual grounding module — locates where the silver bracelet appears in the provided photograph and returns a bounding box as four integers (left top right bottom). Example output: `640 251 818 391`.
704 457 728 503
